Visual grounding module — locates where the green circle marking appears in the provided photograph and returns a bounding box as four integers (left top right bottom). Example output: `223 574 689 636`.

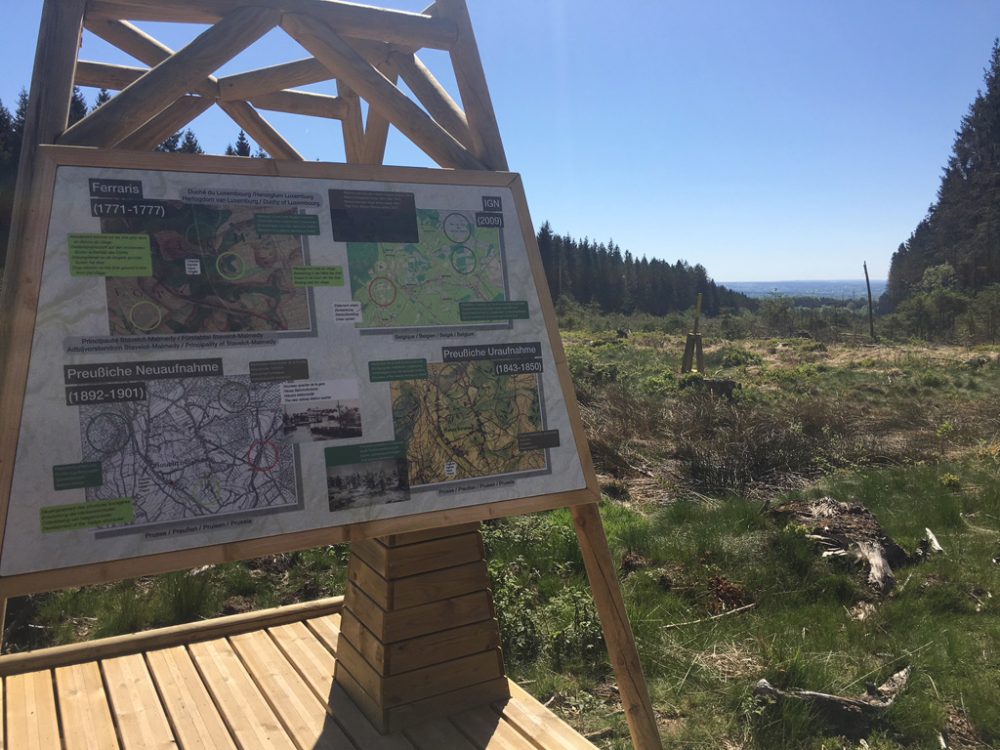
215 251 247 280
127 300 163 332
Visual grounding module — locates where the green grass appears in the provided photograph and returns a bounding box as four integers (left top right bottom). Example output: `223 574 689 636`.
486 461 1000 748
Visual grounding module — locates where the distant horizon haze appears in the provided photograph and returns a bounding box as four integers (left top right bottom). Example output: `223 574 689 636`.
721 279 888 299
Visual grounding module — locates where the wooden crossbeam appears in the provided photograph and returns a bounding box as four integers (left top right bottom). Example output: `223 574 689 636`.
116 96 215 150
433 0 508 170
219 101 303 159
361 57 399 165
391 50 473 150
84 18 220 99
85 0 458 50
63 7 280 148
75 60 346 123
282 12 482 170
249 90 349 120
337 82 366 162
218 58 332 100
353 1 435 165
84 17 303 160
75 60 145 90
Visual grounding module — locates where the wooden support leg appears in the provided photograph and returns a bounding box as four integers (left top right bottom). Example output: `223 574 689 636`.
681 335 695 373
681 333 704 374
572 503 662 750
334 523 509 733
0 596 7 654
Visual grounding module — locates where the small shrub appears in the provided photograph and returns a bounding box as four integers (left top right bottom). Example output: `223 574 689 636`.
639 371 677 397
718 346 763 368
541 587 604 672
939 472 961 489
155 571 217 625
488 558 542 662
94 582 151 637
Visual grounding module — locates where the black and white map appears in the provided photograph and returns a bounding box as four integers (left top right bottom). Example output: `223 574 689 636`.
79 376 298 529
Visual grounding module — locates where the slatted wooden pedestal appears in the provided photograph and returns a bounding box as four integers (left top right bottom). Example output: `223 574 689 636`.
335 523 511 732
0 594 597 750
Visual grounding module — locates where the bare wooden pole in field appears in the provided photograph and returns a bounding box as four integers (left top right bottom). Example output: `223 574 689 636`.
864 261 877 341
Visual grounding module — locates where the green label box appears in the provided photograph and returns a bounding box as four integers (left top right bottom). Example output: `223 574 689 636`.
369 359 428 382
41 498 135 533
292 266 344 286
52 462 103 490
68 234 152 277
326 441 407 466
255 213 321 235
459 300 530 322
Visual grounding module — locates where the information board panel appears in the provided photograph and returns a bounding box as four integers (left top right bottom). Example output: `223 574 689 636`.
0 149 595 585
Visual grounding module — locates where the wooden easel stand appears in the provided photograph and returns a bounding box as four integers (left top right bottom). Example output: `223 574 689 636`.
0 1 663 747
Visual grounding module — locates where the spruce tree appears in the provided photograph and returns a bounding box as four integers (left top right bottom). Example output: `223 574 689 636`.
179 130 203 154
69 86 88 125
887 39 1000 309
228 130 252 156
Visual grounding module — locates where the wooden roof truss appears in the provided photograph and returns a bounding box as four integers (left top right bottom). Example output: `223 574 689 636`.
58 0 508 170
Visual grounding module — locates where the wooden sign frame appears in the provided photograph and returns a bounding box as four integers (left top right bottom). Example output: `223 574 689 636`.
0 1 663 747
0 144 598 595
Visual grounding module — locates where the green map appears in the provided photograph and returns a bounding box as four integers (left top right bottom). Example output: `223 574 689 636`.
391 361 545 486
101 202 311 335
347 209 504 328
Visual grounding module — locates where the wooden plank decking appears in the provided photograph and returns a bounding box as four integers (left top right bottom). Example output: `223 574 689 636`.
0 597 597 750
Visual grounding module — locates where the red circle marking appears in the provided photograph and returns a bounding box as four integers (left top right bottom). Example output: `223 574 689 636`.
368 276 398 308
246 440 280 472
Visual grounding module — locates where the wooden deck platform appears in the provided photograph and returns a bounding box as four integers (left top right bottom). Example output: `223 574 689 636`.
0 596 597 750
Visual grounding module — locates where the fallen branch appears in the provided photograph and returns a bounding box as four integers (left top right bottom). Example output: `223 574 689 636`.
755 666 912 739
663 602 756 630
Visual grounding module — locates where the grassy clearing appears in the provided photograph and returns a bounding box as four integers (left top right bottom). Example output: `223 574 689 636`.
485 461 1000 749
6 324 1000 748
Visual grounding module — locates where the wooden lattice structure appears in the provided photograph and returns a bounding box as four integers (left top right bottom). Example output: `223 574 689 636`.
0 1 663 748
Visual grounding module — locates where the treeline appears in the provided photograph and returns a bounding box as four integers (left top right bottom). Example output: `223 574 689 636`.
0 86 264 265
536 222 749 317
883 39 1000 340
3 85 746 322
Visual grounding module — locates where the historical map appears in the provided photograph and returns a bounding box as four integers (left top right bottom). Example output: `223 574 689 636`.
79 376 298 528
391 361 545 485
347 209 505 328
101 203 311 335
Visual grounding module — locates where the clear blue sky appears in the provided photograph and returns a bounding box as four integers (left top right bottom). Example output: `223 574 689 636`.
3 1 1000 281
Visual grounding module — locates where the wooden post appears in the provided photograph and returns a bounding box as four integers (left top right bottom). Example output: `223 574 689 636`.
681 294 704 374
864 261 877 342
0 597 6 653
572 503 662 749
337 81 366 163
433 0 509 170
333 524 509 733
0 0 86 573
392 51 474 149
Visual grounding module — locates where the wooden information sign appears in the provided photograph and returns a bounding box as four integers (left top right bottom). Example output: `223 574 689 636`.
0 2 662 747
0 148 594 589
